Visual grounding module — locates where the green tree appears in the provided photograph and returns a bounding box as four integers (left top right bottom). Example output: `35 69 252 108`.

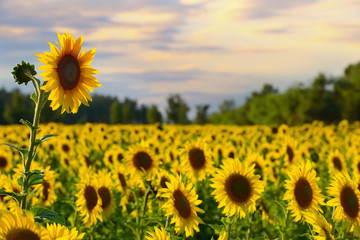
122 98 137 124
4 90 32 124
194 104 209 125
110 100 123 124
166 94 189 124
147 105 162 124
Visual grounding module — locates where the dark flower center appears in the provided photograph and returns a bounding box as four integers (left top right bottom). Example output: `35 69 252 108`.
160 176 169 188
294 177 313 208
0 156 8 168
286 145 294 163
57 55 80 90
118 173 127 188
42 180 50 201
332 157 342 171
84 185 98 211
98 186 111 210
62 144 70 153
117 153 123 163
108 155 113 164
189 148 206 170
6 228 40 240
228 151 235 159
173 189 191 219
133 151 153 171
225 174 252 203
340 186 359 218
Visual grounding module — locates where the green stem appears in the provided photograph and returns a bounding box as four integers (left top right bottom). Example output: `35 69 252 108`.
139 185 151 240
20 87 45 209
227 216 232 240
246 214 252 240
165 215 170 229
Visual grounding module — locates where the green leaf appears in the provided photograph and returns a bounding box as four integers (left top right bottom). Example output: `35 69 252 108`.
20 119 35 130
208 224 223 234
40 91 50 109
1 143 28 156
30 92 37 103
25 169 45 187
30 206 65 225
34 134 57 146
0 189 26 204
17 177 24 187
28 174 44 187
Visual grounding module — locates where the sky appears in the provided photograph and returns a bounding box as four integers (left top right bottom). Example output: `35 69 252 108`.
1 0 360 117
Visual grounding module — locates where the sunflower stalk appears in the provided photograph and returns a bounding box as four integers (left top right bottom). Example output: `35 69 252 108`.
139 185 151 240
20 76 46 209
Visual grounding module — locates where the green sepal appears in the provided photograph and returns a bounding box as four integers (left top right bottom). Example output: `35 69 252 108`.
12 61 37 86
0 189 26 204
30 206 65 225
34 134 57 146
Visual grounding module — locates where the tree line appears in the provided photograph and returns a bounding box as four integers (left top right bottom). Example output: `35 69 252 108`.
1 61 360 126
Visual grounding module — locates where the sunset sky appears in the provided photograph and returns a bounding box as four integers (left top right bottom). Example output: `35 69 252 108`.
1 0 360 116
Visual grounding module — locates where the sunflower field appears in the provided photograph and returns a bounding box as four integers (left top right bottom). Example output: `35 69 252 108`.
1 120 360 239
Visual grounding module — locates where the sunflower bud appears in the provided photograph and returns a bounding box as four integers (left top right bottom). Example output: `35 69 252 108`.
12 61 37 86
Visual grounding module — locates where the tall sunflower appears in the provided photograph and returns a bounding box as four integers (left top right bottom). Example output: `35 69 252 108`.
0 209 47 240
283 160 324 222
159 175 204 237
210 158 264 218
327 172 360 232
35 32 102 114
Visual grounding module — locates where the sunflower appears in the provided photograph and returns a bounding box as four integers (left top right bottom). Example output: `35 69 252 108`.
0 149 13 173
75 171 103 227
210 158 264 218
35 32 102 114
181 140 213 181
243 151 268 181
283 160 324 222
282 137 298 166
33 166 59 207
353 155 360 178
327 172 360 232
44 223 84 240
152 168 174 192
326 149 347 174
258 200 276 224
0 209 47 240
303 210 335 240
127 142 158 179
96 169 116 218
145 226 170 240
159 175 204 237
